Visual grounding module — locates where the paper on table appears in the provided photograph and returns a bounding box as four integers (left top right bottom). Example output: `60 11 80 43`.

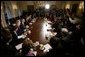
15 43 23 50
33 41 39 47
33 51 37 56
26 25 29 29
29 23 32 25
43 44 52 53
18 35 23 39
18 35 26 39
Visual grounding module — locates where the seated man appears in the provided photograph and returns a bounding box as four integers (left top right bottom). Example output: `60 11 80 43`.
10 25 27 46
22 38 37 56
1 28 17 56
45 37 65 56
60 28 71 48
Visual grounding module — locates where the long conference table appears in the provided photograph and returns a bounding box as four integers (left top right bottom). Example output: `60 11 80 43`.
15 17 57 56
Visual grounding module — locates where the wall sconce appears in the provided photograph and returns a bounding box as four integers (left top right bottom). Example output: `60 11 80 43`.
1 6 2 10
45 4 50 9
79 1 84 10
65 4 70 9
12 4 17 10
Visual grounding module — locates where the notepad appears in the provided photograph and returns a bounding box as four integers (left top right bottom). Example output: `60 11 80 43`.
18 35 26 39
43 44 52 53
15 43 23 50
33 41 39 47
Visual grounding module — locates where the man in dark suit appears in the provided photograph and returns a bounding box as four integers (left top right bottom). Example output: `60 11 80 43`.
1 28 17 56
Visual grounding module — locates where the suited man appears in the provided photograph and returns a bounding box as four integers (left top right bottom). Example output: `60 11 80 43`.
10 20 26 46
17 19 26 36
1 28 17 56
10 26 19 46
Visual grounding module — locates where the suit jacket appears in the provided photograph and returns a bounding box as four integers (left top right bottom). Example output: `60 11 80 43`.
11 31 18 46
17 24 25 36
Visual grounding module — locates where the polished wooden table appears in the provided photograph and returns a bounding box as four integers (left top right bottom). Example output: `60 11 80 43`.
26 17 53 56
16 17 56 56
27 17 57 56
28 17 48 44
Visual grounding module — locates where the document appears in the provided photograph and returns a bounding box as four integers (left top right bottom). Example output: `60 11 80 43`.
15 43 23 50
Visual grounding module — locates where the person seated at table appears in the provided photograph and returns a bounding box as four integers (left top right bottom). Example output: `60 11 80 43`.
21 18 26 26
8 18 17 31
17 19 26 36
60 28 72 53
10 25 19 45
49 37 61 49
1 28 17 56
10 24 26 46
26 15 32 25
26 48 37 56
49 14 54 22
46 13 50 20
68 20 83 55
52 20 62 38
32 13 36 19
22 38 37 56
60 28 69 38
1 28 12 45
45 37 65 56
10 19 26 36
61 19 83 55
21 15 27 26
